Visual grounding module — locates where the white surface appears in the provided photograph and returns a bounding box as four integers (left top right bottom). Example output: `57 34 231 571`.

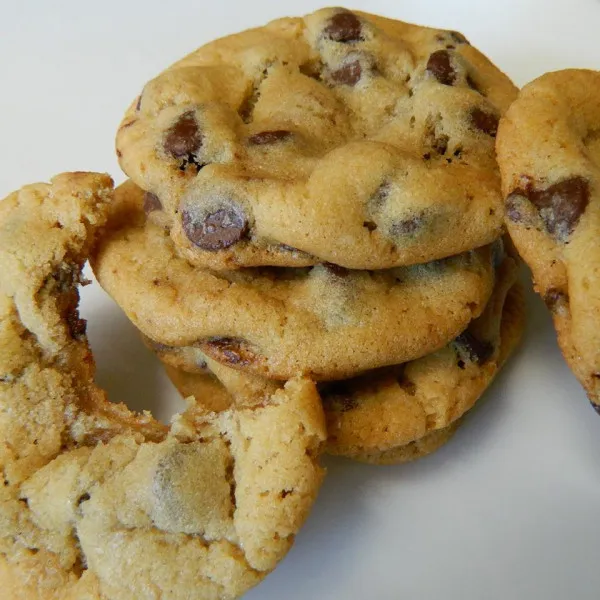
2 1 600 598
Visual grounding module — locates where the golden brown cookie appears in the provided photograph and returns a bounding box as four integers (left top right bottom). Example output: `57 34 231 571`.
0 174 326 599
117 7 517 270
92 181 498 381
156 256 525 460
496 69 600 411
348 419 461 465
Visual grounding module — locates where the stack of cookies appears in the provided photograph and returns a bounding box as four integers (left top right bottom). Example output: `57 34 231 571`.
92 7 526 463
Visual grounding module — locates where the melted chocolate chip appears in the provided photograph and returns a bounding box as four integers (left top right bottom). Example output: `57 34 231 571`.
426 50 456 86
363 220 377 232
323 262 350 278
182 206 248 251
323 12 362 43
248 130 292 145
135 95 142 112
453 330 494 365
331 60 362 86
525 177 590 239
469 108 499 137
543 288 568 311
200 337 258 367
164 112 202 159
143 192 162 214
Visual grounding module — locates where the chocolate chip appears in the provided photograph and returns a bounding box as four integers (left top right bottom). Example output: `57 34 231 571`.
390 216 423 236
543 288 568 311
453 330 494 365
248 130 292 145
505 192 525 223
323 12 362 43
590 401 600 416
426 50 456 86
526 177 590 239
469 108 499 137
143 192 162 214
136 95 142 111
182 206 248 251
164 111 202 159
77 492 91 506
200 337 258 367
371 181 391 207
323 262 350 277
331 60 362 86
363 220 377 232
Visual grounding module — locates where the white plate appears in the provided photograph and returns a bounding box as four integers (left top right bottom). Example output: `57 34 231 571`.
2 1 600 598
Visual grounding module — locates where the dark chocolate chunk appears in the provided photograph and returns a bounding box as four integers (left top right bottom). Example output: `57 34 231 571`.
182 205 248 251
426 50 456 86
331 60 362 86
469 107 499 137
526 177 590 239
164 111 202 158
200 337 258 367
323 12 362 43
453 330 494 365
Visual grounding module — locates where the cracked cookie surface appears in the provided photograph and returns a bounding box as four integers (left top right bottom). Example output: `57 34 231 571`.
92 181 497 380
117 7 517 270
0 173 326 600
496 69 600 411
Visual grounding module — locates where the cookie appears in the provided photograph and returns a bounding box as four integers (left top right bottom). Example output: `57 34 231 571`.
0 174 326 599
348 419 461 465
496 69 600 411
156 256 525 459
92 181 498 380
116 7 517 270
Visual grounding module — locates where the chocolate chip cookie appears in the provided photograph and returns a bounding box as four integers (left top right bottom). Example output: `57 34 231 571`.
92 181 498 380
496 69 600 412
117 7 517 270
153 254 525 461
0 174 326 599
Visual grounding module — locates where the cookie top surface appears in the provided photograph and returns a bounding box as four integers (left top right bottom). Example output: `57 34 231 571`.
496 69 600 407
92 181 497 380
152 254 525 456
0 174 326 599
117 7 517 270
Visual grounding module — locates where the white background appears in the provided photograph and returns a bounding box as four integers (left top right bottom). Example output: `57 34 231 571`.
2 1 600 598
